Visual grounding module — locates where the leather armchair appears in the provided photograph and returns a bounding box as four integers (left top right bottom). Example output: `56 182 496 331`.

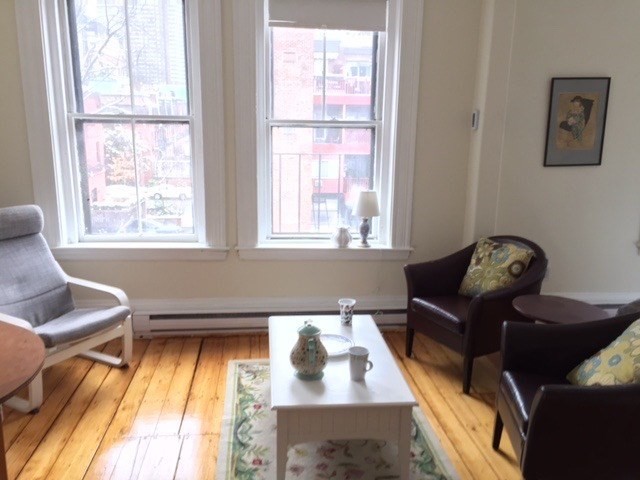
404 236 547 393
493 312 640 479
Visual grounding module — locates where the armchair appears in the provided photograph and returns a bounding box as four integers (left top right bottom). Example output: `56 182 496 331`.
404 236 547 393
492 312 640 479
0 205 132 413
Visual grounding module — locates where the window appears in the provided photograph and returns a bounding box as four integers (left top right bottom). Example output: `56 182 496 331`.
269 24 378 238
69 0 194 239
234 0 423 259
16 0 227 258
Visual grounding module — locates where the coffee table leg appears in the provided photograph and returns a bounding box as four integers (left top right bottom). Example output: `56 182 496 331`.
398 407 412 480
276 412 288 480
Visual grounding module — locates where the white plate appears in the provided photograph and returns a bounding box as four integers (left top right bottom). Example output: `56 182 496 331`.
320 334 353 357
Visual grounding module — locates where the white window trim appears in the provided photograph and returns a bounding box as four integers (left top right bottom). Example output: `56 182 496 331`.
15 0 228 261
233 0 422 261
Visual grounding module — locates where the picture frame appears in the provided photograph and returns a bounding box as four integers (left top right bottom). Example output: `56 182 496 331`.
543 77 610 167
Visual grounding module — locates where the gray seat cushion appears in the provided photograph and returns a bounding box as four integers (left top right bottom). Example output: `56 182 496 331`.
35 306 130 348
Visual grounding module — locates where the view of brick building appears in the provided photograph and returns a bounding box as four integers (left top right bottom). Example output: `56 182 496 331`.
271 28 376 236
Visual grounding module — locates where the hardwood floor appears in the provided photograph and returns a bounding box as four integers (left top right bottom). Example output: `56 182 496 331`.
2 331 520 479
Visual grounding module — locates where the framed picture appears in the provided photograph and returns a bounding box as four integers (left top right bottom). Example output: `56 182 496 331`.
544 77 610 166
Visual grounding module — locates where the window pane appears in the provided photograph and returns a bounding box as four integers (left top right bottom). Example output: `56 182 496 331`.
69 0 188 115
271 28 376 121
271 127 373 235
127 0 188 115
70 0 131 114
76 120 193 236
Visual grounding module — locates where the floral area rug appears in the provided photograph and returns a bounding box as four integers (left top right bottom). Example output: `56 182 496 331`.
216 360 459 480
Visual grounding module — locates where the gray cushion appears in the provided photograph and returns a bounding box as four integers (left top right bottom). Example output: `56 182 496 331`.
35 306 131 348
0 205 44 240
0 231 74 327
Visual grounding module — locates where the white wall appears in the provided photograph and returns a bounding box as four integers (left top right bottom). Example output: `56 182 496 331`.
0 0 482 309
0 0 33 207
3 0 637 311
494 0 640 296
3 0 638 308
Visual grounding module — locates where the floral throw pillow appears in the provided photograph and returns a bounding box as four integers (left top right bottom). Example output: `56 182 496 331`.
458 237 534 297
567 319 640 386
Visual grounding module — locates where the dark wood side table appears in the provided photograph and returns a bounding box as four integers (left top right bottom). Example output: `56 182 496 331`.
513 294 610 325
0 322 45 480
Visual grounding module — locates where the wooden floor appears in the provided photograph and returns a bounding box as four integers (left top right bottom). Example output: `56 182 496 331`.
2 331 520 479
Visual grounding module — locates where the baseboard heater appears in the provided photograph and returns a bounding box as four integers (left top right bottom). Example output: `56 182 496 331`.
133 309 407 337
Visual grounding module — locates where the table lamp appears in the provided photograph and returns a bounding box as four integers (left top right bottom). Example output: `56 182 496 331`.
355 190 380 248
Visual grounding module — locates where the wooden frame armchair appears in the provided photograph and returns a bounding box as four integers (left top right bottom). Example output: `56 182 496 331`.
404 235 547 393
493 312 640 479
0 205 132 413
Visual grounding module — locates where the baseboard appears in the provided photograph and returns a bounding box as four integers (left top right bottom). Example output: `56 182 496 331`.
73 291 638 337
122 295 406 337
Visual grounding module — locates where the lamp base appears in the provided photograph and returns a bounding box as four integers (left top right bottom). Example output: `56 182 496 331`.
358 217 371 248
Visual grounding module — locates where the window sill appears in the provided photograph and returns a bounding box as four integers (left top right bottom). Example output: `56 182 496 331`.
52 243 229 262
237 243 412 261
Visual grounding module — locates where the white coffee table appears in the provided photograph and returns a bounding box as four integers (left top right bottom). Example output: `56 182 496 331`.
268 315 417 480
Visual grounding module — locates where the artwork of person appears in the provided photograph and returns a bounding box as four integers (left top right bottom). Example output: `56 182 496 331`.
556 94 596 150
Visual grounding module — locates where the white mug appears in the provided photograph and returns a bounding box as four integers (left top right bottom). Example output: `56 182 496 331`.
349 346 373 381
339 298 356 325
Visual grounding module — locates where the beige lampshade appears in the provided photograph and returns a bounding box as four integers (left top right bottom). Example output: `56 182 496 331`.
355 190 380 217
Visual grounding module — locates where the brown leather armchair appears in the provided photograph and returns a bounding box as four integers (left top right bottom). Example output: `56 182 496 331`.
404 236 547 393
492 312 640 479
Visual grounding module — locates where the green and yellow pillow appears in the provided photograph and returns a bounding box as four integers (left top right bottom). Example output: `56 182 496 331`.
458 237 534 297
567 319 640 386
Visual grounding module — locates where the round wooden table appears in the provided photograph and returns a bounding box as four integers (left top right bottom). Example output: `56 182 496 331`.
0 322 45 480
513 294 610 325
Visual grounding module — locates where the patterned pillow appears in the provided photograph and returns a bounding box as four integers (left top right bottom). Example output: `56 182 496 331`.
458 237 534 297
567 319 640 386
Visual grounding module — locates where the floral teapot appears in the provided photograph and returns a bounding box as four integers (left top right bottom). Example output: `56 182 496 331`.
290 321 328 380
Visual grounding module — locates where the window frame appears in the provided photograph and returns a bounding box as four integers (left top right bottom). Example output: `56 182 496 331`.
15 0 228 260
233 0 422 260
264 28 383 241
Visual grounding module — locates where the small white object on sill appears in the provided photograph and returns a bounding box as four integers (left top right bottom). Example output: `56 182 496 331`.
332 227 352 248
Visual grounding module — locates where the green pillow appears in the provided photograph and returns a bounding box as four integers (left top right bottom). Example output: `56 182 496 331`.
567 319 640 386
458 237 534 297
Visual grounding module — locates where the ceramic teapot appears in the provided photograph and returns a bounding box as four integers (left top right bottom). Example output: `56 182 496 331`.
290 321 328 380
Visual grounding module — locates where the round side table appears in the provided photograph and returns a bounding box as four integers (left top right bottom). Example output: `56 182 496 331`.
512 294 610 325
0 322 45 480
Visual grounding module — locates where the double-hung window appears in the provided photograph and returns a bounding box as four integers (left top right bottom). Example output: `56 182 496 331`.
16 0 226 259
68 0 194 240
234 0 423 259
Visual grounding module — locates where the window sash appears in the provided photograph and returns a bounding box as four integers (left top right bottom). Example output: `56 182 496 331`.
262 26 384 242
62 0 199 243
